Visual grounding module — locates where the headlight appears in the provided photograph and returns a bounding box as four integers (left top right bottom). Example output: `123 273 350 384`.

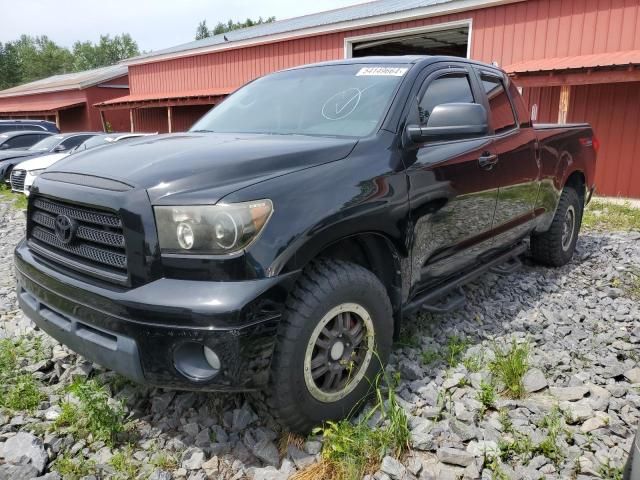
29 169 45 177
154 200 273 254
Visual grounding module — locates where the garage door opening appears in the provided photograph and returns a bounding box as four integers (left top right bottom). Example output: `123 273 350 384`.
346 22 470 59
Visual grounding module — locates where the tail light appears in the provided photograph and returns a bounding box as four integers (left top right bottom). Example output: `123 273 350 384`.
579 136 600 153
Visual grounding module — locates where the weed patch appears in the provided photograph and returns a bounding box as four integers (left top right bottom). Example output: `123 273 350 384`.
109 448 139 479
52 453 97 480
3 374 44 411
476 381 496 417
293 373 410 480
489 340 529 399
54 379 125 445
583 200 640 231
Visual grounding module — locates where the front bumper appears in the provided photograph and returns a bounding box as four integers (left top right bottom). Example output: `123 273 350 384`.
15 239 298 391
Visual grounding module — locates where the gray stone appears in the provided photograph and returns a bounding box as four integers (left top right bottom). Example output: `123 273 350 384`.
523 368 548 393
437 447 474 467
400 360 424 381
251 439 280 467
0 463 39 480
232 404 258 432
380 456 407 480
449 419 477 441
549 386 589 401
181 447 206 470
287 445 315 470
149 471 173 480
0 432 48 474
624 367 640 384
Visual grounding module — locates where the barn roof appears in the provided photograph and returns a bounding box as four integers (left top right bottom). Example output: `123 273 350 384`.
0 64 128 98
126 0 521 65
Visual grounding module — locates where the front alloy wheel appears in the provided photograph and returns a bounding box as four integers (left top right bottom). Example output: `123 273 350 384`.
304 303 375 403
267 260 393 433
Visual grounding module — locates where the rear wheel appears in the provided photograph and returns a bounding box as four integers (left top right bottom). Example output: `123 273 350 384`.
530 186 583 267
267 259 393 433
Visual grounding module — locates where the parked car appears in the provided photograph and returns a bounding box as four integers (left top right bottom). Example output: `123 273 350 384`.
0 119 59 134
10 133 154 195
14 56 598 432
0 132 98 181
0 131 52 151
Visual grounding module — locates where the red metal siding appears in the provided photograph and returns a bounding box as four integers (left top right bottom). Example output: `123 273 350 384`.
569 82 640 198
0 74 130 133
519 85 561 123
125 0 640 196
134 108 169 134
172 105 212 132
129 0 640 95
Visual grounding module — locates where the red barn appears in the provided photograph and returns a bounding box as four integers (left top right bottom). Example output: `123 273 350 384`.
98 0 640 197
0 65 130 133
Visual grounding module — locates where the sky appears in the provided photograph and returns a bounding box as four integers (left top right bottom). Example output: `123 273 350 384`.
0 0 367 53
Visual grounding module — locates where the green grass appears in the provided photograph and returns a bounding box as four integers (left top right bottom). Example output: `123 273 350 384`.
54 378 125 445
489 341 530 399
420 335 473 369
109 448 140 479
52 453 97 480
3 374 44 411
583 199 640 231
0 337 46 412
151 452 178 470
535 407 566 466
0 183 28 210
294 373 410 480
476 381 496 418
598 461 624 480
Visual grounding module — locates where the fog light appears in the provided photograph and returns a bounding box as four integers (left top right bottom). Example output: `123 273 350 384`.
173 342 221 382
203 346 221 370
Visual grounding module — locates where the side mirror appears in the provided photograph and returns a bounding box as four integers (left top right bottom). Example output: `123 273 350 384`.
407 103 489 143
53 145 66 152
0 144 8 149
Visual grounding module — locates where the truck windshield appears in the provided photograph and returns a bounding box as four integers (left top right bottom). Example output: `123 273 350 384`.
191 64 411 138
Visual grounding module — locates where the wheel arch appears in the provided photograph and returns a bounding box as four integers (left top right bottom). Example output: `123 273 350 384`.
285 232 404 318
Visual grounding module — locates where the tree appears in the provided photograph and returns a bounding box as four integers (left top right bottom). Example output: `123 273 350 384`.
194 16 276 39
0 33 140 90
72 34 139 71
0 42 21 89
195 20 211 40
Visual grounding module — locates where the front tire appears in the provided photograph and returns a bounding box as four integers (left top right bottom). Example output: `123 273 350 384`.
530 186 583 267
267 259 393 433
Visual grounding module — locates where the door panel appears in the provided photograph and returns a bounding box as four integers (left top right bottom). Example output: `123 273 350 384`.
476 71 540 247
403 66 499 295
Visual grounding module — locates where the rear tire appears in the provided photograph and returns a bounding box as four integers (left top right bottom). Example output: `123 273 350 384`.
530 186 582 267
267 259 393 433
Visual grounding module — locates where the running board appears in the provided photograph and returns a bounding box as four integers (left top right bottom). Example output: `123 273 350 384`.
421 287 466 314
403 242 528 316
490 256 522 275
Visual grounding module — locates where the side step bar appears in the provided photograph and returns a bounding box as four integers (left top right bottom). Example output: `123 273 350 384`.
403 242 528 316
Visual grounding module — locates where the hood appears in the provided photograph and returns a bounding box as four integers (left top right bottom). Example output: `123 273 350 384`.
0 149 35 162
14 152 68 172
48 132 358 204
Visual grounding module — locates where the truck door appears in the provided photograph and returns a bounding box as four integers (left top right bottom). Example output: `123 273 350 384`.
474 70 540 247
402 64 501 295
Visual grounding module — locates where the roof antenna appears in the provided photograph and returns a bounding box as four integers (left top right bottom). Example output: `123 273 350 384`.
224 35 229 42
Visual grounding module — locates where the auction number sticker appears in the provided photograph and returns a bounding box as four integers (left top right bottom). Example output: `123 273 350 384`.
356 67 409 76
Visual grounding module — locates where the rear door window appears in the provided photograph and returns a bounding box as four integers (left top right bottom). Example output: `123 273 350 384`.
479 74 518 134
4 134 40 149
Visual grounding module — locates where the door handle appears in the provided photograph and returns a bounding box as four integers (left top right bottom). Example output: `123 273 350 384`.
478 153 498 170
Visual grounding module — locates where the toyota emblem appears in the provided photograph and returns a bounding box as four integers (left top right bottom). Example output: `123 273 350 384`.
54 214 77 244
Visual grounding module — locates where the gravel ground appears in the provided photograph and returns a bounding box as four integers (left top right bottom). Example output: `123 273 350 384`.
0 196 639 480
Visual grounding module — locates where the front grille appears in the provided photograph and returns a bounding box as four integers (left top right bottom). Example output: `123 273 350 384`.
10 169 26 193
28 197 128 284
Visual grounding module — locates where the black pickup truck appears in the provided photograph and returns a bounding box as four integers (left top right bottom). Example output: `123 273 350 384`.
15 56 597 432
